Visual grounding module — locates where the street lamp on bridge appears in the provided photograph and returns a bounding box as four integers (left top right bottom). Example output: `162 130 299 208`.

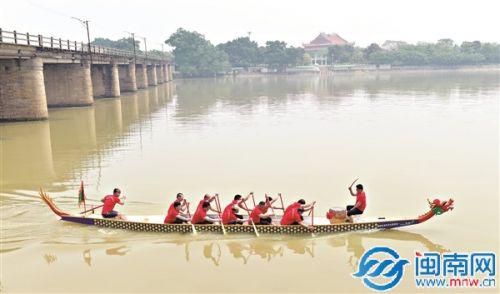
71 17 92 65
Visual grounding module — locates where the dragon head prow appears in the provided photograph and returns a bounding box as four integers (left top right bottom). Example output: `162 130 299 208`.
427 198 454 214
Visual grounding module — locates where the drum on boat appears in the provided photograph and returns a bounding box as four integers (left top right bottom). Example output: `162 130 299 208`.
326 207 347 224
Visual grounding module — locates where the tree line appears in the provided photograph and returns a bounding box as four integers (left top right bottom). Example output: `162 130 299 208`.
93 29 500 77
328 39 500 67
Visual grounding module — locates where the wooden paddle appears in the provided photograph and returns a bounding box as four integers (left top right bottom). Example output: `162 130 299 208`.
278 193 285 212
310 206 316 237
80 204 103 214
266 194 276 224
242 200 260 237
215 195 227 235
185 200 197 235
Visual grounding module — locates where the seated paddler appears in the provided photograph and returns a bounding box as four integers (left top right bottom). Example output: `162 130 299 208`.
195 194 221 214
249 201 275 225
284 198 316 215
164 201 191 224
280 208 313 231
222 193 252 224
222 207 246 225
192 202 220 224
101 188 126 220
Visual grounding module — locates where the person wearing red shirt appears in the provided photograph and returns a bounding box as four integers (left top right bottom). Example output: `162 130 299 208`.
280 208 313 230
249 201 275 225
192 202 220 224
284 199 316 215
222 193 252 225
260 194 281 214
101 188 126 220
347 182 367 222
170 192 187 213
164 201 191 224
195 194 221 215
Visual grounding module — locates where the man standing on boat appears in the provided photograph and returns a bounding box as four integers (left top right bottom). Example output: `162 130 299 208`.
249 201 275 225
101 188 126 220
347 179 367 221
222 193 252 225
192 202 220 224
164 202 191 224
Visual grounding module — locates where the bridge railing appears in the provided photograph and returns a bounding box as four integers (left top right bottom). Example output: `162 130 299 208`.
0 28 167 62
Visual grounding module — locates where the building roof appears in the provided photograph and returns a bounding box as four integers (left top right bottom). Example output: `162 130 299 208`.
304 33 349 51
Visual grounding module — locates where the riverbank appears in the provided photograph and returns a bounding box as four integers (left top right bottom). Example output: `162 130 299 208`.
174 64 500 79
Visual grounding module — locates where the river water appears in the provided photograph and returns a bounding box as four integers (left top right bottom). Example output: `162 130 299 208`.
1 70 498 292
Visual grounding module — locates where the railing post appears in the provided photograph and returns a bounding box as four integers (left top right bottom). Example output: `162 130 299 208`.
74 41 77 51
50 37 53 48
38 35 43 47
67 39 70 50
59 38 62 49
81 42 84 52
14 30 17 44
26 32 30 45
0 28 3 43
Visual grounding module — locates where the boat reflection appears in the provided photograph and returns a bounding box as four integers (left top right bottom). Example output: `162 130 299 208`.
150 229 447 267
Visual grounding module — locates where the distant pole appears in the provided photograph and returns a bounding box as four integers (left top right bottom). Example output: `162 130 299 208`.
132 33 136 63
161 43 164 62
124 31 137 64
72 17 92 65
85 20 92 65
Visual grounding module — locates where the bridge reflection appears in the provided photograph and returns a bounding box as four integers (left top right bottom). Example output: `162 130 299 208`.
0 83 174 195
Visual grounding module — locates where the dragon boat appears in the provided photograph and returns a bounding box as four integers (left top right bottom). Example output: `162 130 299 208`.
40 190 454 235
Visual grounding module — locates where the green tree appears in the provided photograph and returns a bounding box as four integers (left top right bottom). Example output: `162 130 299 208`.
217 37 260 68
302 53 312 65
92 37 140 51
166 28 230 77
364 43 382 59
263 41 288 71
327 44 355 64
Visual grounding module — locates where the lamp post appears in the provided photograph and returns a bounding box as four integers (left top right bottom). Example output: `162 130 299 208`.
72 17 92 65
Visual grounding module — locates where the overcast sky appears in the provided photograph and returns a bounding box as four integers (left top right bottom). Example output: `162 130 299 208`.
1 0 499 51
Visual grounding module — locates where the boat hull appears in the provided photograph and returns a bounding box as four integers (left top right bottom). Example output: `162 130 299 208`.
61 215 419 235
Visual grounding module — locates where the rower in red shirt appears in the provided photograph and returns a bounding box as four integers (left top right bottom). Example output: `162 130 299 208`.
260 194 281 214
347 180 367 222
192 202 220 224
101 188 126 220
164 201 191 224
249 201 275 225
195 194 221 215
222 193 252 225
168 193 188 214
280 208 313 230
284 199 316 215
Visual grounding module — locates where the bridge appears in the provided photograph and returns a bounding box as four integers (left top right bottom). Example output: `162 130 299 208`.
0 28 173 121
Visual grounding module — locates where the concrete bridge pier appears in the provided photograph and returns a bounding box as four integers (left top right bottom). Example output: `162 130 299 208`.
135 64 148 89
147 65 158 86
118 62 137 92
0 57 48 121
162 64 170 83
167 64 173 81
44 61 93 107
156 65 165 84
91 62 120 98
